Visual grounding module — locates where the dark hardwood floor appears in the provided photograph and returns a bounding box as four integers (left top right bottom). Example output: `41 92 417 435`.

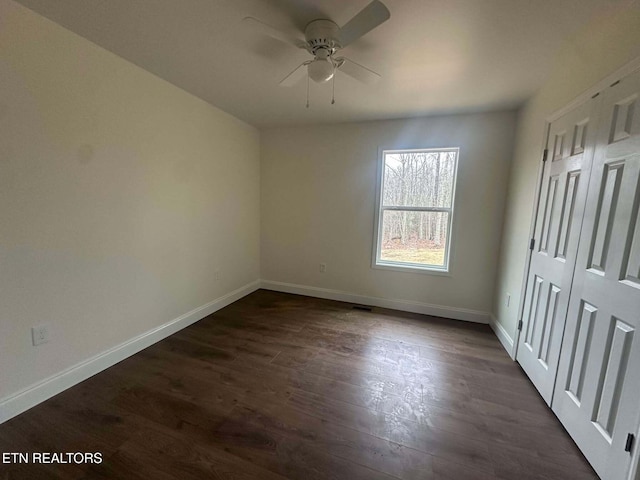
0 290 597 479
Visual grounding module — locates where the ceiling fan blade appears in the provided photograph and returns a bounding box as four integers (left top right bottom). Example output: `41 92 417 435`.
338 1 390 48
242 17 307 50
335 57 381 84
279 61 311 87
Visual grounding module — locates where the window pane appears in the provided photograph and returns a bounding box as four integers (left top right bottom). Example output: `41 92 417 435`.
380 210 449 267
383 150 456 208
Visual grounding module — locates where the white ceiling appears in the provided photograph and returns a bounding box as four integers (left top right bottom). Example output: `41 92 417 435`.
15 0 627 128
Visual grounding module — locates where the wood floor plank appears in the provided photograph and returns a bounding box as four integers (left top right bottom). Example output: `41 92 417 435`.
229 400 435 480
432 456 499 480
113 423 291 480
110 384 232 436
306 353 472 397
0 290 597 480
287 389 495 473
176 327 283 362
213 411 400 480
311 347 534 395
151 336 237 364
489 442 598 480
81 449 179 480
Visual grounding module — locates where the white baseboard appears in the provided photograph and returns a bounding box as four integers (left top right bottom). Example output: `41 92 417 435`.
489 314 515 359
260 280 490 324
0 280 261 424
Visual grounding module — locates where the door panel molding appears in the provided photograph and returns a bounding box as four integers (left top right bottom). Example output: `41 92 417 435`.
516 98 601 404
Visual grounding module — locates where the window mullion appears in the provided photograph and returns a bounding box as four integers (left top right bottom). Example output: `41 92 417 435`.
381 206 452 213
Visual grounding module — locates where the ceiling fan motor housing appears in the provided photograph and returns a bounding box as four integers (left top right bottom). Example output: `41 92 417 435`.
304 19 341 54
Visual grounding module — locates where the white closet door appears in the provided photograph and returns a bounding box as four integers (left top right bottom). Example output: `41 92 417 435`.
516 98 600 404
553 69 640 480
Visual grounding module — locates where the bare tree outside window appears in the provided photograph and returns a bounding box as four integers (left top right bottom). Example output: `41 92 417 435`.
374 148 458 271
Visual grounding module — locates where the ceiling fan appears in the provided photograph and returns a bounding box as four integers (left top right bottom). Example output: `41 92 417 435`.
243 0 390 90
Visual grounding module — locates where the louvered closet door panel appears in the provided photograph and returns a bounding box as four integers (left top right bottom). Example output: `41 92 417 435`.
516 97 600 404
553 68 640 480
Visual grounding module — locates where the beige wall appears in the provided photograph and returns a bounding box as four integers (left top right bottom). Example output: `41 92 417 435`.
0 1 260 400
261 111 517 317
493 4 640 342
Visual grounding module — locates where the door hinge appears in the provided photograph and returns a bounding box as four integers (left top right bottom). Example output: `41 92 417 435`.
625 433 635 453
517 320 523 331
542 149 549 162
529 238 535 250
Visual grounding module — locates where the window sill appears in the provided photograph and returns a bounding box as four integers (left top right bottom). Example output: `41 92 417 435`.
372 261 451 276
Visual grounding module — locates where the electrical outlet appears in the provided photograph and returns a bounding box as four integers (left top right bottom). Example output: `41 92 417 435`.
506 293 511 308
31 325 49 346
319 263 326 273
214 269 220 281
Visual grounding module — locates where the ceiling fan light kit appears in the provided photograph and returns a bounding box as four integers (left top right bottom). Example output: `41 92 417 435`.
243 0 390 107
307 48 335 83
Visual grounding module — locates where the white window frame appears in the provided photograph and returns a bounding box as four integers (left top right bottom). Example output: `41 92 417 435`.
372 147 459 274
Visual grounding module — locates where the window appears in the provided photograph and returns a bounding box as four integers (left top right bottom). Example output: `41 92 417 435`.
373 148 459 273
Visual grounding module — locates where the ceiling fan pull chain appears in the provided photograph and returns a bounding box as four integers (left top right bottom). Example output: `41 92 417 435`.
331 65 336 105
306 72 310 108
